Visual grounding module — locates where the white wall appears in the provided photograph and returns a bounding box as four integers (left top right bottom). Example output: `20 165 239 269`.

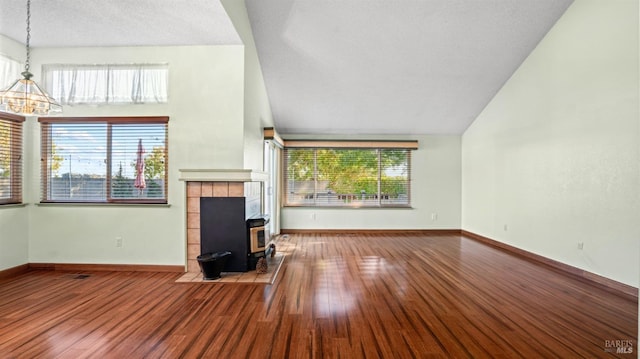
0 206 29 270
281 134 461 230
0 35 29 271
0 34 24 62
25 45 246 266
222 0 275 172
462 0 639 287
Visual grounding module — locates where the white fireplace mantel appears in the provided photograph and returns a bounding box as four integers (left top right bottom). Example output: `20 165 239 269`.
178 169 268 182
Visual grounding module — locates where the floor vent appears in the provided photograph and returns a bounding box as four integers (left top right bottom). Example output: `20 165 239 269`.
70 274 91 280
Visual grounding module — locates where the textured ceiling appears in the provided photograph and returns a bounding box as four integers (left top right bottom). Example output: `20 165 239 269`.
0 0 574 135
246 0 574 135
0 0 241 47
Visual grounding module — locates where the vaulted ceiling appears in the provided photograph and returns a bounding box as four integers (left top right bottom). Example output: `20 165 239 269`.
0 0 574 135
0 0 242 46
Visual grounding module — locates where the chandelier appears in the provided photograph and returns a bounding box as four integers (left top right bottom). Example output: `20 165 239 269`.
0 0 62 116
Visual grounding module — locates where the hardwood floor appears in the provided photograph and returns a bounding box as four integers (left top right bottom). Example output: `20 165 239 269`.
0 233 636 358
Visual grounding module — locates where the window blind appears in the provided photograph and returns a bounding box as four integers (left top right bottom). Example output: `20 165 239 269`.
284 148 411 207
39 117 168 203
0 113 24 204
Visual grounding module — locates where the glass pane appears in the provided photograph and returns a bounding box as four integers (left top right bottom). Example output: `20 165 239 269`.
47 123 108 201
111 124 166 200
316 149 378 207
381 149 410 205
285 148 315 205
0 121 12 200
0 54 22 90
284 147 411 208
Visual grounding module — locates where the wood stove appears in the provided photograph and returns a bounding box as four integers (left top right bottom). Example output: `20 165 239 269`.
247 214 270 253
246 214 270 270
200 197 269 272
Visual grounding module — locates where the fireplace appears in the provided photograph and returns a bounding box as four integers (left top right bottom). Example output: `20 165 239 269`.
179 169 268 274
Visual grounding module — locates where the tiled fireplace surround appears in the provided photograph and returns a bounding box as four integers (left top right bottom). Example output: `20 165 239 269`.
185 180 262 273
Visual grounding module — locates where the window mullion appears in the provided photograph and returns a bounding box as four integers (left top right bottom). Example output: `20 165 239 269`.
40 123 50 202
377 149 382 207
106 123 113 202
407 151 412 207
163 123 169 200
313 149 318 206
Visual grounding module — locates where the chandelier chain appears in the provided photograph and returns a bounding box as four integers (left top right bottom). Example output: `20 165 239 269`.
25 0 31 72
0 0 62 115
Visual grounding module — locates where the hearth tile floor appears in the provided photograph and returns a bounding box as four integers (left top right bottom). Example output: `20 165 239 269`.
175 252 285 284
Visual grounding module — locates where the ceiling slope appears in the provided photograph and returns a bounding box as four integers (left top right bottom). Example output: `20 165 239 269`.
246 0 574 135
1 0 574 136
0 0 242 47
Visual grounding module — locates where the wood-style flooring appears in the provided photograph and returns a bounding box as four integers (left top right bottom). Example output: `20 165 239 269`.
0 233 637 358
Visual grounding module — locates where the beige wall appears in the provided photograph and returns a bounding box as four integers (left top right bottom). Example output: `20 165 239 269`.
462 0 639 287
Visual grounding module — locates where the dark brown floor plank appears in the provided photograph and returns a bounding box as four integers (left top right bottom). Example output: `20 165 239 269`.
0 233 636 358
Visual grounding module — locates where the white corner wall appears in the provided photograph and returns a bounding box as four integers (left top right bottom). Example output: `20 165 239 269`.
0 206 29 270
462 0 639 287
282 134 461 230
24 45 245 266
0 34 24 61
222 0 275 172
0 35 29 271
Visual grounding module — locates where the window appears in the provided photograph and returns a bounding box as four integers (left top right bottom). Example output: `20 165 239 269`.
0 54 22 90
39 116 168 204
43 64 168 105
284 146 412 207
0 113 24 204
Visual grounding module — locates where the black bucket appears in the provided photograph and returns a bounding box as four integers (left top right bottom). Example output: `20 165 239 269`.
197 251 232 280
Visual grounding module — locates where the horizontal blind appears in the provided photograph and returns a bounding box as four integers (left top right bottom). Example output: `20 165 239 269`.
40 117 168 203
285 148 314 205
0 113 24 204
380 149 411 206
284 148 411 207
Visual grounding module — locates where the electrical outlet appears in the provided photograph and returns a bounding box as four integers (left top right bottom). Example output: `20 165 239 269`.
311 213 316 220
431 213 438 221
116 236 123 248
577 242 584 250
503 224 508 231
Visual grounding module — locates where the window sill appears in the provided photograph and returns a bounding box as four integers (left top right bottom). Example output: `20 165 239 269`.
0 203 28 209
283 205 413 209
36 202 171 208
